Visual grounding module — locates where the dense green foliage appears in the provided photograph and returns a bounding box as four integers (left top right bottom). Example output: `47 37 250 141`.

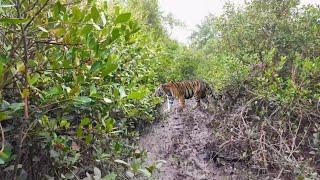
0 0 180 179
191 0 320 178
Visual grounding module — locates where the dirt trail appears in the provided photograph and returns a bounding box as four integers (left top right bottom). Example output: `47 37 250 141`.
138 100 240 180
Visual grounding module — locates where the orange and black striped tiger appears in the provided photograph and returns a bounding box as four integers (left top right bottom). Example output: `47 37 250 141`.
155 80 215 112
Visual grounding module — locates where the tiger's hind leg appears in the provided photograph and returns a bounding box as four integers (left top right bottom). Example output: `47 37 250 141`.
201 97 210 110
192 92 201 110
177 96 186 112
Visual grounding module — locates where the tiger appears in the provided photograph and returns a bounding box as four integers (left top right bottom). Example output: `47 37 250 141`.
155 80 216 112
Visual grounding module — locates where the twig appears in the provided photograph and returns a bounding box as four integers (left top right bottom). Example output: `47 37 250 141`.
23 0 50 30
34 40 83 46
0 123 5 153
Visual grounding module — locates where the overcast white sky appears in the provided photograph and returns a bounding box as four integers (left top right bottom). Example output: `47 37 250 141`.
159 0 320 44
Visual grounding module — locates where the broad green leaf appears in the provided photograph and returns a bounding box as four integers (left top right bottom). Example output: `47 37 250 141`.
128 90 147 100
28 73 40 85
71 6 82 21
104 118 114 132
47 86 62 96
74 96 92 104
111 28 120 41
0 111 12 121
8 103 24 111
102 62 118 77
91 6 100 22
115 13 131 24
90 85 97 96
0 18 28 24
81 25 93 37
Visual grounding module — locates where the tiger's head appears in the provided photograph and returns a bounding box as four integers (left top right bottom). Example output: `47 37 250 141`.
154 84 166 97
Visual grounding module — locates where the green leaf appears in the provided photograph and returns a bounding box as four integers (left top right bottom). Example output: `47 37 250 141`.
0 4 15 8
119 86 126 99
71 6 82 21
115 13 131 24
104 118 114 132
38 26 48 33
111 28 120 41
28 73 40 85
80 118 90 126
81 25 93 37
0 111 12 121
8 103 24 111
60 119 70 129
90 61 102 72
128 90 147 100
102 172 117 180
114 159 129 166
102 62 118 77
0 148 11 164
74 96 93 104
90 85 97 96
91 6 100 22
0 18 28 24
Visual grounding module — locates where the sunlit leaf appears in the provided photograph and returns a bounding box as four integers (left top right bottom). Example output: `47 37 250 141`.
138 168 151 177
0 4 14 8
115 13 131 24
119 86 126 99
127 90 147 100
38 26 48 33
74 96 93 104
114 159 128 166
103 98 112 104
80 118 90 126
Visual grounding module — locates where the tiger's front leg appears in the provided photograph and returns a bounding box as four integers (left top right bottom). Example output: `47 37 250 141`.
177 97 185 112
165 95 174 112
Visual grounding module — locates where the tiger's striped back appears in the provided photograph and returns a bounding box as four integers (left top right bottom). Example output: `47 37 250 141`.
155 80 214 111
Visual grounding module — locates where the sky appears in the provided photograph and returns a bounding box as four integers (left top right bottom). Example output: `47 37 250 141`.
159 0 320 44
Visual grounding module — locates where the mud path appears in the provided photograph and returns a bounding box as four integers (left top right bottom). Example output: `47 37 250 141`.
138 100 239 180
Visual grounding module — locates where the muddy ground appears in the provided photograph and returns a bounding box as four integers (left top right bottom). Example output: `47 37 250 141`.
138 100 253 180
